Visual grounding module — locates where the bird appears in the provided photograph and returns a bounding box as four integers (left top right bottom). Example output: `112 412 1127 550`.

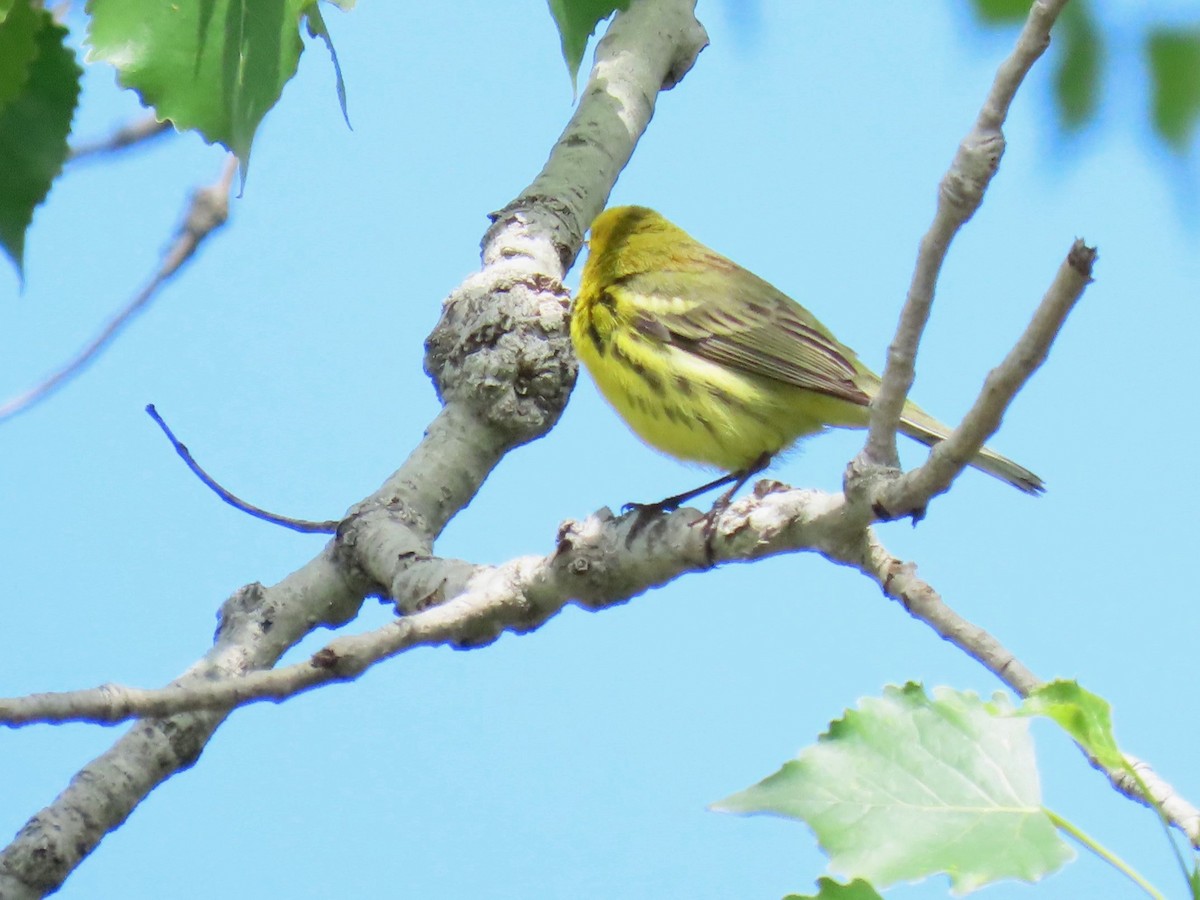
569 205 1042 515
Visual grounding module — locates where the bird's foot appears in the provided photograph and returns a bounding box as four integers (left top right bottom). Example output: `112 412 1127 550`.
620 498 679 546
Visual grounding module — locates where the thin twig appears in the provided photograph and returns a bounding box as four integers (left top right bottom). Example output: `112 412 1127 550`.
146 405 339 535
68 115 172 163
0 155 237 423
861 0 1070 474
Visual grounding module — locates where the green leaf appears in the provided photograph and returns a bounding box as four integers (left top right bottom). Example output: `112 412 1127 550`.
0 0 38 111
0 0 81 278
1053 3 1101 131
546 0 631 89
1018 680 1124 772
1146 27 1200 152
714 684 1073 894
968 0 1030 25
304 3 349 128
784 877 883 900
85 0 323 176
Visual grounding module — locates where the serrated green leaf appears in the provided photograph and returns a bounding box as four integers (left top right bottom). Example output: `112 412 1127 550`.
546 0 631 89
1019 680 1124 772
784 877 883 900
1147 27 1200 152
0 0 38 111
968 0 1030 25
714 684 1073 894
85 0 320 176
1054 3 1101 130
0 0 81 279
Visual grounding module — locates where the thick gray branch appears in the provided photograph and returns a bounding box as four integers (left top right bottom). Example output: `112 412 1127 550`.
0 2 707 896
0 556 364 899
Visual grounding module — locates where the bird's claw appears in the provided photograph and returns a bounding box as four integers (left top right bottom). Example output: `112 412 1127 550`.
621 501 670 546
621 499 680 516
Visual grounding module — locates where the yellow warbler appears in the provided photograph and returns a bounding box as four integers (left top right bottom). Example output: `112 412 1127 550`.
570 205 1042 508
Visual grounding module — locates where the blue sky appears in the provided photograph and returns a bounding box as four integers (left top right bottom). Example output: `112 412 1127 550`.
3 2 1198 898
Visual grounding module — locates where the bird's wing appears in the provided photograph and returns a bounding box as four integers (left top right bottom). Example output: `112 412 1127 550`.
610 268 870 406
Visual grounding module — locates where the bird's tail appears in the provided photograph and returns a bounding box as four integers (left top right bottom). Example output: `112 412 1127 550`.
897 404 1044 495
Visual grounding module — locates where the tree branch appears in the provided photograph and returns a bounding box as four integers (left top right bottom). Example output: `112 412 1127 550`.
8 475 1198 850
10 5 1177 899
0 492 832 726
0 156 237 423
0 2 708 896
860 0 1070 478
67 115 172 163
